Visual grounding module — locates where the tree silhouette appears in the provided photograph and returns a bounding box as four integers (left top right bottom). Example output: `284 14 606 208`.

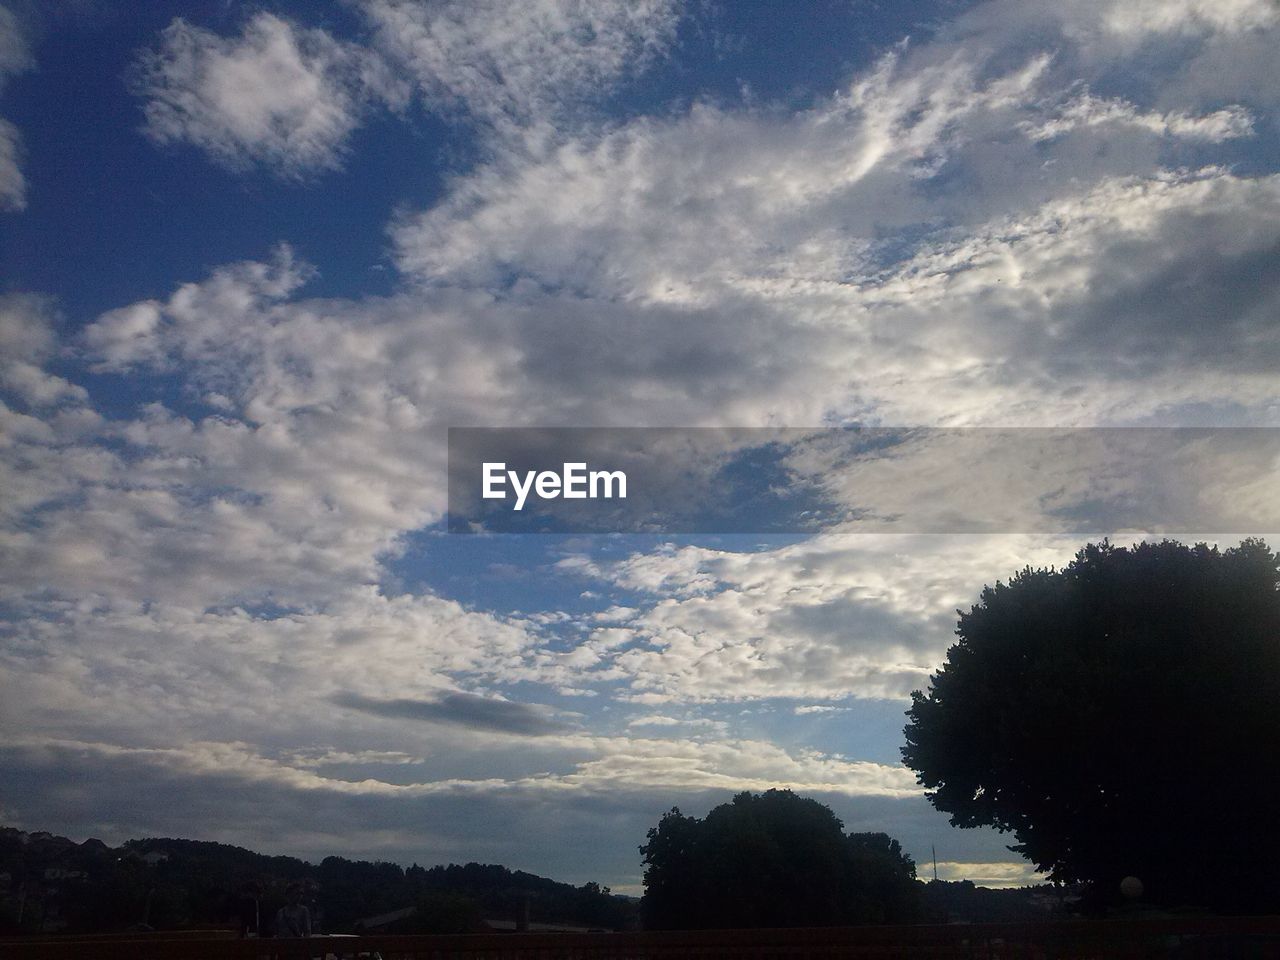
902 538 1280 910
640 789 919 929
0 827 632 934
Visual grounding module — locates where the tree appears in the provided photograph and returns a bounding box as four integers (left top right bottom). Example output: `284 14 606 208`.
902 538 1280 910
639 789 919 929
390 892 485 934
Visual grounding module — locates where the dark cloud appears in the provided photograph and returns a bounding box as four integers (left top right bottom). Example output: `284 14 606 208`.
1068 234 1280 376
331 691 573 736
0 742 1016 888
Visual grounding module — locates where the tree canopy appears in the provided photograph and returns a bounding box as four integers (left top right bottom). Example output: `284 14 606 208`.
902 538 1280 910
639 789 919 929
0 827 632 935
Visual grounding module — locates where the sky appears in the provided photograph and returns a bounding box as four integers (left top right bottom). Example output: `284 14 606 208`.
0 0 1278 895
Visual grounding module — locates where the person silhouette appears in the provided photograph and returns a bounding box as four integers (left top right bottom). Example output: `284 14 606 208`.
234 880 261 938
275 883 312 938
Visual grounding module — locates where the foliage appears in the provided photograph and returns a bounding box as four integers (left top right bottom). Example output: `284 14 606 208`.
902 538 1280 909
384 892 486 934
920 880 1064 923
406 862 633 930
639 789 919 929
0 826 632 934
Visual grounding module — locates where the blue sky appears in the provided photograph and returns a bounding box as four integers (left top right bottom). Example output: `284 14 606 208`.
1 0 1278 894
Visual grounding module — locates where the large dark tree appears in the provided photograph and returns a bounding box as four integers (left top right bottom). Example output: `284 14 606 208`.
902 538 1280 910
639 789 919 929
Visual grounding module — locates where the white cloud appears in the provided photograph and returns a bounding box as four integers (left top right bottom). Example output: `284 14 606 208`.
1022 92 1253 143
10 4 1278 727
134 13 406 175
82 244 314 373
1096 0 1277 39
8 0 1272 704
0 4 32 210
359 0 680 134
0 733 942 886
0 294 87 407
0 587 548 756
0 116 23 209
795 705 849 715
0 4 28 78
133 1 681 175
406 149 1280 426
777 427 1280 534
378 7 1280 427
285 749 423 768
935 860 1046 888
627 714 728 735
388 49 1057 290
2 732 919 801
0 291 56 358
564 535 1081 702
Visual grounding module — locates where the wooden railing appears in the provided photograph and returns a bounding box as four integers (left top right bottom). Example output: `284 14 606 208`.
4 918 1280 960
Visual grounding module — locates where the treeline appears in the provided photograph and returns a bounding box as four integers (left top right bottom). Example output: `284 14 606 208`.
0 827 634 935
637 791 1062 930
640 792 922 928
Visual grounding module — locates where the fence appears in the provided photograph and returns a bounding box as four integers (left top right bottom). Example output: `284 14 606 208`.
4 918 1280 960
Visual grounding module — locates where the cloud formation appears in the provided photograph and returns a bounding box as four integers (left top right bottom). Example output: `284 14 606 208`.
0 735 941 883
0 4 32 209
4 0 1279 886
134 13 406 175
361 0 680 133
556 535 1082 702
332 691 574 736
133 0 682 174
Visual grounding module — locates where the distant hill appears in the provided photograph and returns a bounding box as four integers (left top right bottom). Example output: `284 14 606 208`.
920 879 1071 923
0 826 635 936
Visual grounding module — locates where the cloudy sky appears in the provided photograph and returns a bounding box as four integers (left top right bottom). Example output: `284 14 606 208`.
1 0 1277 894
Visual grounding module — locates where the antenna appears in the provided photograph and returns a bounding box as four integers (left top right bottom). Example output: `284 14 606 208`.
932 844 938 882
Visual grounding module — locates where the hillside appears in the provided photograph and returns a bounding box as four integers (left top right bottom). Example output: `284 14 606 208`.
0 826 636 936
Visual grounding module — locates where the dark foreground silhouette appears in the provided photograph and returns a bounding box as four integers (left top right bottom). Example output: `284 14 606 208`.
904 538 1280 912
641 790 921 929
5 917 1280 959
0 826 632 936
